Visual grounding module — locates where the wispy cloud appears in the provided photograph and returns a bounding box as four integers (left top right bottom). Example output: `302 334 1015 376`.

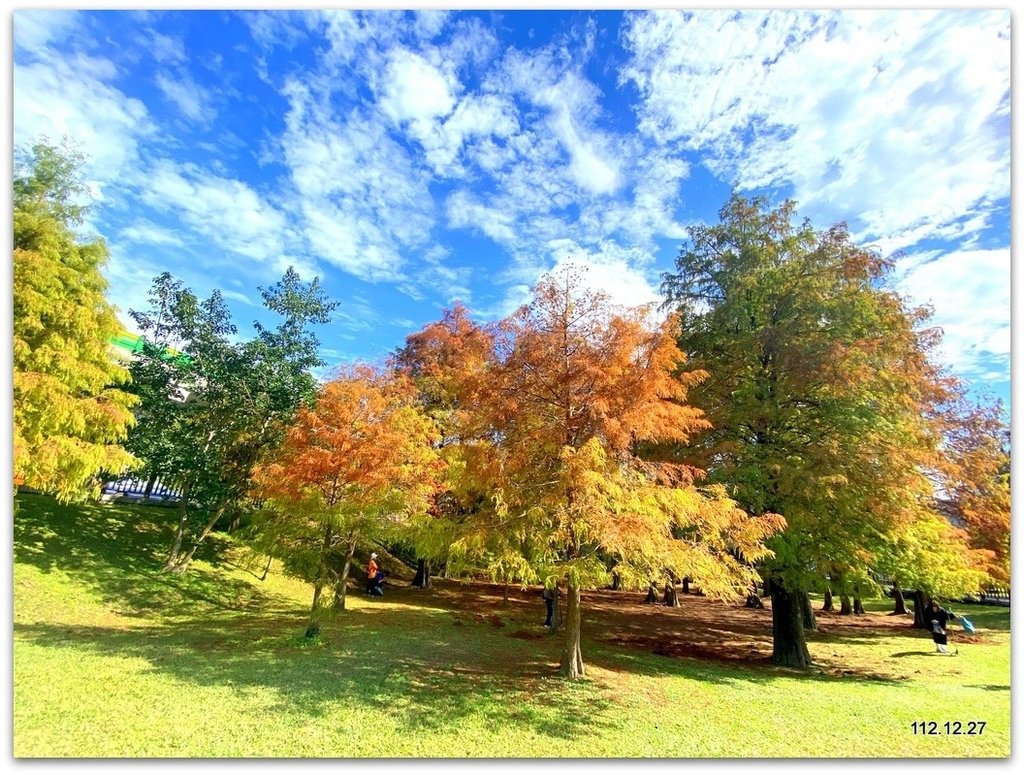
14 51 152 195
155 71 217 123
119 218 185 247
620 9 1010 252
138 159 292 268
894 248 1010 386
13 9 79 56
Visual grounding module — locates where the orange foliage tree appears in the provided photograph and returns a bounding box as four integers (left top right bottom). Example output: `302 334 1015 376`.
937 396 1010 587
392 303 497 586
252 366 442 636
467 267 783 678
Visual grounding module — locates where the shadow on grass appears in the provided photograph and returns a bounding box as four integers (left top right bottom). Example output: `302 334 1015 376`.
14 608 615 741
409 584 911 686
11 493 950 711
586 641 909 688
14 493 276 618
14 494 613 740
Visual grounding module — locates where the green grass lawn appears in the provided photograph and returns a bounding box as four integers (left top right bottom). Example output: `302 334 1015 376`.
13 493 1010 757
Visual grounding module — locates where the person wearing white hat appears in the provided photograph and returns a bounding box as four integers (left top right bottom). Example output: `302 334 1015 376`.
366 553 384 595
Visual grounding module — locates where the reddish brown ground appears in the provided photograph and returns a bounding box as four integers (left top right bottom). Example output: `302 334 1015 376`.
384 578 987 679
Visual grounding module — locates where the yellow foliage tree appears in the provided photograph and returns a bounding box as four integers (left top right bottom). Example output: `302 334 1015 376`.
13 141 137 501
470 267 783 678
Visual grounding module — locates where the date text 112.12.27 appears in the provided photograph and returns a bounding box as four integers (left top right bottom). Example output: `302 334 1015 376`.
910 721 986 735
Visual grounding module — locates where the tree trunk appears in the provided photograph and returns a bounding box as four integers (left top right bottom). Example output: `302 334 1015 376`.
644 582 659 604
143 474 157 499
912 590 930 629
769 581 812 668
682 576 691 594
306 582 324 639
892 584 907 615
822 588 834 612
306 524 334 637
559 582 585 679
802 591 817 631
163 479 192 570
610 572 621 591
172 501 228 572
259 556 272 581
333 538 357 611
663 579 680 607
412 558 431 588
839 594 853 616
502 581 510 607
853 597 866 615
548 586 564 635
762 576 772 597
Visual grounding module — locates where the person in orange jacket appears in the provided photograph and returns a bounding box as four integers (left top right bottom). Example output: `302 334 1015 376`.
367 553 379 580
366 553 384 595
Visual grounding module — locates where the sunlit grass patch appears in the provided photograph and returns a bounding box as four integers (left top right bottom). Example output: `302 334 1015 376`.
14 494 1010 757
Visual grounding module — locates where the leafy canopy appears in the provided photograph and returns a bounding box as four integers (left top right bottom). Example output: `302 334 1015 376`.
13 140 138 501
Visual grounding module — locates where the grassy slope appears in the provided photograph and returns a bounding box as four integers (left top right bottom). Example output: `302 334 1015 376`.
13 493 1010 757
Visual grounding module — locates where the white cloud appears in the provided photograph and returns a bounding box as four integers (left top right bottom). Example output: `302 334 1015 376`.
139 160 290 265
302 206 403 281
424 93 519 175
545 242 662 311
620 9 1010 252
894 248 1010 383
445 191 517 245
321 10 400 63
278 78 437 283
148 31 186 64
14 10 79 55
379 48 458 126
155 71 217 123
411 10 450 41
14 53 152 194
242 10 319 51
119 219 186 248
500 48 624 197
477 241 664 323
221 290 255 306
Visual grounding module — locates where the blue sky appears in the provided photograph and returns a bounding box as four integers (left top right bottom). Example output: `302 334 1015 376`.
11 7 1012 406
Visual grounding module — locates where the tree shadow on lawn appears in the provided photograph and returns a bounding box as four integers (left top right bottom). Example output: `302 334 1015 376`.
416 581 928 685
13 495 964 701
14 494 278 619
14 609 615 744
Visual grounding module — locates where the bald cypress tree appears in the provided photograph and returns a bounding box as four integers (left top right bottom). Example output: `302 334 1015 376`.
663 195 959 667
13 141 138 501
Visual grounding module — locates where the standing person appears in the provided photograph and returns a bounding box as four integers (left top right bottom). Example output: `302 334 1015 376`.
366 553 380 595
542 585 555 627
928 600 958 654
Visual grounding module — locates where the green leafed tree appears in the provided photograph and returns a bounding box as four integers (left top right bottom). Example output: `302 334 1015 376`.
125 268 337 571
13 140 138 501
662 194 962 667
